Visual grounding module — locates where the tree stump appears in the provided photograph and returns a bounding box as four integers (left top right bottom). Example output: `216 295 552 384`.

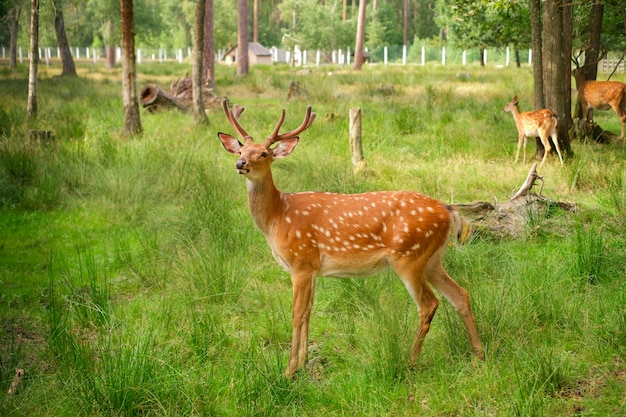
570 118 617 143
349 107 371 175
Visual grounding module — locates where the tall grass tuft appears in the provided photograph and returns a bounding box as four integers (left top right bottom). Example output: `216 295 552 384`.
573 222 611 286
598 169 626 215
46 248 112 363
512 347 573 417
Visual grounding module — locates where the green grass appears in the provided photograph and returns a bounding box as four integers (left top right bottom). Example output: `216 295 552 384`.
0 62 625 416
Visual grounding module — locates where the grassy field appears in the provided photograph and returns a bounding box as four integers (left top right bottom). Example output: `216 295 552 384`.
0 61 625 416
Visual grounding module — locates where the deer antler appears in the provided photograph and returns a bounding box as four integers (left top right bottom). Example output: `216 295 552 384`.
264 106 316 147
222 98 253 143
572 47 607 70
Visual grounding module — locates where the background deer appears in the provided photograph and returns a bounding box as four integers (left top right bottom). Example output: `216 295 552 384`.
502 96 564 167
572 67 626 138
217 99 484 378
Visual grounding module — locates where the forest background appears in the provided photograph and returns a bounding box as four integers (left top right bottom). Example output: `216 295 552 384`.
1 0 626 65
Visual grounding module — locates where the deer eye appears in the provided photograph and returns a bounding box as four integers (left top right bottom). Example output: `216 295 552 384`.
260 152 268 158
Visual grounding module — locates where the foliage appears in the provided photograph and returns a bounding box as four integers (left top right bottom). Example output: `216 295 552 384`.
278 0 354 51
436 0 530 50
367 1 403 49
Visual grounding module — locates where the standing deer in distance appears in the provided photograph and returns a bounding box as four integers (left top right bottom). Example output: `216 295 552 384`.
217 99 484 378
502 95 564 167
572 66 626 138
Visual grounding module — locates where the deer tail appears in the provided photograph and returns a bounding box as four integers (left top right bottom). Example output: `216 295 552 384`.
447 206 472 246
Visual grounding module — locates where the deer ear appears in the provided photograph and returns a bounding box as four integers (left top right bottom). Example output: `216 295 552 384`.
271 138 299 158
218 132 244 155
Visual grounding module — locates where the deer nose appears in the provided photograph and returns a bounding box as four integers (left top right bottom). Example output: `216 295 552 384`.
236 159 247 170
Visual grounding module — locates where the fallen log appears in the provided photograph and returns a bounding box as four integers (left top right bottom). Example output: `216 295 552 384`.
140 73 222 113
453 163 576 239
140 84 188 113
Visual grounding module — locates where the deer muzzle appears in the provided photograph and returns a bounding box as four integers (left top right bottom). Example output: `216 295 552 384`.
235 159 249 173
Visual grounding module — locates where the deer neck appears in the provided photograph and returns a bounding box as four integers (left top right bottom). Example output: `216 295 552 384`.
509 105 524 128
573 72 587 90
245 171 283 234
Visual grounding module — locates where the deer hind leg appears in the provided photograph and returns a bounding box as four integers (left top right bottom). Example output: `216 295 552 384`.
394 259 439 366
550 132 564 165
617 108 626 138
538 133 552 167
424 251 484 359
286 271 316 378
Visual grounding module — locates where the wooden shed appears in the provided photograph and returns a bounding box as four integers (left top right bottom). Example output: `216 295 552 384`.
224 42 272 65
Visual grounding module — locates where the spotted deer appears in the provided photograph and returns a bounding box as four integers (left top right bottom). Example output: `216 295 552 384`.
572 67 626 138
217 99 484 378
502 96 564 167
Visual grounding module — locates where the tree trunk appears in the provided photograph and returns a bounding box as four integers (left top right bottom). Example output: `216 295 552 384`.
105 20 116 68
584 2 604 81
237 0 249 77
541 0 572 161
403 0 409 47
9 7 20 69
253 0 258 43
574 1 604 120
120 0 142 136
530 0 544 109
562 0 573 142
192 0 208 125
27 0 39 120
353 0 366 70
52 0 76 76
203 0 215 88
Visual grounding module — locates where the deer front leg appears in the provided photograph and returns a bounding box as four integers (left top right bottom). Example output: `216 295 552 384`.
286 271 315 378
515 133 525 164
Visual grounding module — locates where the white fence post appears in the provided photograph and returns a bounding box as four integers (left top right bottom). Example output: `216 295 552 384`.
506 47 510 66
384 46 388 65
442 46 446 65
483 48 487 65
528 48 532 66
316 49 321 66
462 50 467 66
402 45 407 65
421 46 425 66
